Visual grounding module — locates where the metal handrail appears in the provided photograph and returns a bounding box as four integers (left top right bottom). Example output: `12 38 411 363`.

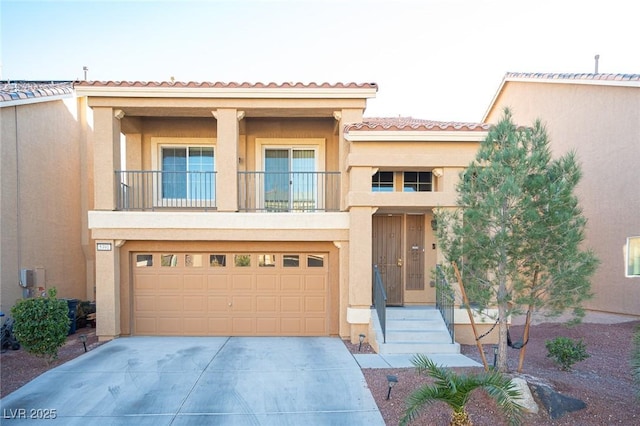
373 264 388 343
115 170 217 211
435 264 455 343
238 171 340 212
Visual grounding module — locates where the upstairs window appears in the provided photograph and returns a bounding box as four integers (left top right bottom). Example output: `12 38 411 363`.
372 171 394 192
403 171 433 192
627 237 640 277
161 146 215 203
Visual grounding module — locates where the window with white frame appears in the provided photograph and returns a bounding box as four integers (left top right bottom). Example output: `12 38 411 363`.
627 237 640 277
152 138 216 208
255 138 325 212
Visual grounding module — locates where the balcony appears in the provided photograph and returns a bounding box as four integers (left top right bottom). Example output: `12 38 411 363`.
115 170 340 212
238 171 340 212
116 171 217 211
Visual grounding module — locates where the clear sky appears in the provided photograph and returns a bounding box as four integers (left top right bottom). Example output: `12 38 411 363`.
1 0 638 122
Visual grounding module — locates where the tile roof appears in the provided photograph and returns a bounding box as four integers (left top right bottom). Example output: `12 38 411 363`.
0 81 74 103
346 117 490 132
74 80 378 90
504 72 640 83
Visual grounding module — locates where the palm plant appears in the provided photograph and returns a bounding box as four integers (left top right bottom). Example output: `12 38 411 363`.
400 354 523 426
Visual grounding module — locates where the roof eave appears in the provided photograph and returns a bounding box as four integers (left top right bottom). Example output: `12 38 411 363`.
74 86 378 100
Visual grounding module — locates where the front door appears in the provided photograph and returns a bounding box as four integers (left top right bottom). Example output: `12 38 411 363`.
372 215 403 305
405 215 425 292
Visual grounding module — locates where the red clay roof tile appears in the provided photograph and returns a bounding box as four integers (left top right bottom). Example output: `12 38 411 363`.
73 80 378 90
347 117 490 132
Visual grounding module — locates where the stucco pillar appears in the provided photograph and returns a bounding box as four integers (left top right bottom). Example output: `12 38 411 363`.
336 108 363 211
347 206 374 341
95 240 120 340
213 109 241 212
93 108 122 210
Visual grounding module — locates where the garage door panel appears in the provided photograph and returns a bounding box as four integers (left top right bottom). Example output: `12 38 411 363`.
135 317 157 334
256 296 278 312
231 296 253 312
281 276 303 291
256 318 278 333
208 275 229 290
136 295 157 312
135 275 157 290
184 295 207 312
305 296 326 312
305 276 327 292
231 275 253 290
232 317 254 334
305 318 326 334
184 275 205 291
156 296 184 311
184 317 208 334
208 296 228 311
157 317 183 335
158 276 183 291
209 317 230 333
133 251 332 336
256 275 277 290
281 296 302 312
281 318 302 334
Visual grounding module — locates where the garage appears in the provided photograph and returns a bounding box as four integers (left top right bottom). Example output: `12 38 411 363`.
132 251 333 336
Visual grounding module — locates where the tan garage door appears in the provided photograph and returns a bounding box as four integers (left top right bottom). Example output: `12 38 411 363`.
132 252 331 336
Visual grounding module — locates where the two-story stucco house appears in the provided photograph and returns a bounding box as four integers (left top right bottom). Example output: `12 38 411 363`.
74 81 492 349
484 72 640 318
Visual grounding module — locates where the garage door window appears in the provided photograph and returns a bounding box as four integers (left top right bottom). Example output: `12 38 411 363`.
284 255 300 267
161 254 178 267
307 254 325 267
259 254 276 267
235 254 251 267
210 255 226 267
185 254 203 267
136 254 153 267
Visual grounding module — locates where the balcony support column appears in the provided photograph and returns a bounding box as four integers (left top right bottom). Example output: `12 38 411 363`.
347 206 375 342
336 108 363 211
93 108 122 210
213 109 242 212
94 239 121 341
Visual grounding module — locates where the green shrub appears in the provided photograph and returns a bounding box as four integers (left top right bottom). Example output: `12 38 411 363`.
632 325 640 398
10 288 70 365
545 336 589 371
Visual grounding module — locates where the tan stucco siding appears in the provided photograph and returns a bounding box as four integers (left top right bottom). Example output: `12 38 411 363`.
1 99 88 313
486 81 640 316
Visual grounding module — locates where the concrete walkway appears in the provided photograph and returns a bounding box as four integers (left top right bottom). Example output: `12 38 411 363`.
353 352 482 369
0 337 384 425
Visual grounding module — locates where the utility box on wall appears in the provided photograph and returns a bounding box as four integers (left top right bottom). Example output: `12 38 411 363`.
19 269 34 288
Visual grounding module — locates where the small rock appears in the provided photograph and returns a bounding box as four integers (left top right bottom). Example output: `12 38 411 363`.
530 383 587 419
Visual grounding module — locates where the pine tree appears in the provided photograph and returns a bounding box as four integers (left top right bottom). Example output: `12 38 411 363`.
436 108 598 372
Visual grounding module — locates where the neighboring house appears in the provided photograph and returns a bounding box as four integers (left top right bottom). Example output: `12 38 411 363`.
0 82 93 313
484 72 640 318
74 81 493 347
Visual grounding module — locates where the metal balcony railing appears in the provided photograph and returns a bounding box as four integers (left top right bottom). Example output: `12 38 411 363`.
115 170 217 210
238 171 340 212
435 264 455 343
373 264 388 343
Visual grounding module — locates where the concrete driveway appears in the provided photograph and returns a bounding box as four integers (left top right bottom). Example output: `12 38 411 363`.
0 337 385 425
